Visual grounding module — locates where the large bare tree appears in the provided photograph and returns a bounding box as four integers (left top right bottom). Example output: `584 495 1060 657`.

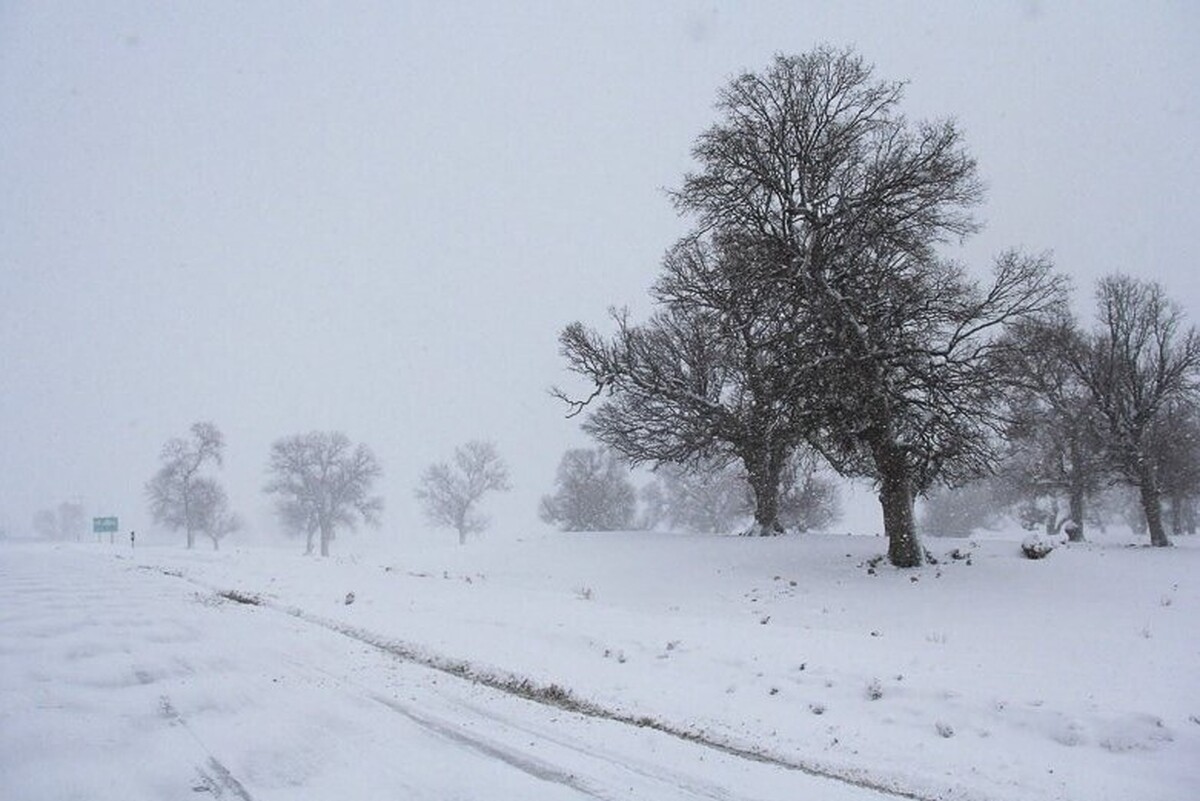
559 231 814 535
146 421 225 549
1070 275 1200 546
264 431 382 556
561 48 1065 564
416 440 510 544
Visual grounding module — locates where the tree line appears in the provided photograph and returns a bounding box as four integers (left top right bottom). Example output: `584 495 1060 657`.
142 425 510 556
29 47 1196 564
538 447 840 535
922 279 1200 545
554 47 1199 567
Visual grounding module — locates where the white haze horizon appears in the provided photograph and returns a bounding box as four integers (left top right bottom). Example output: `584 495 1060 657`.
2 2 1197 545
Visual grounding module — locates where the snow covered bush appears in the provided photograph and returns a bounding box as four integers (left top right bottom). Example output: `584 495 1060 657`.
1021 533 1055 560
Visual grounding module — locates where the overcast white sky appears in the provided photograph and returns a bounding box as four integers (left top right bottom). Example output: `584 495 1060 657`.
2 1 1197 543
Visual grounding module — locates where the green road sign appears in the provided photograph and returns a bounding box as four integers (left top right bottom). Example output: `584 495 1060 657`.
93 517 119 533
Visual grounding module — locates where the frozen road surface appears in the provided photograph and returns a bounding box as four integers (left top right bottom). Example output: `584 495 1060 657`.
0 546 894 800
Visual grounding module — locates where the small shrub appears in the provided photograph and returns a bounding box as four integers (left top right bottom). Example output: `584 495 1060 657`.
1021 534 1054 560
866 678 883 701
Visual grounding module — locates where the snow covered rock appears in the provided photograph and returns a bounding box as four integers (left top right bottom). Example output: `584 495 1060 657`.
1021 534 1055 560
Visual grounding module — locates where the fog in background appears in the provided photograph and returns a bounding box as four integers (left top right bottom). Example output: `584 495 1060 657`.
2 2 1197 544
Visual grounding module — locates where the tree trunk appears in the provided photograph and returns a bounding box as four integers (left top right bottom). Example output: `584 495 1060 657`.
320 523 332 557
184 488 194 549
880 473 922 567
1137 462 1172 547
1169 490 1184 536
874 441 923 567
1043 506 1058 537
743 447 786 536
1062 436 1086 541
1066 486 1086 542
305 529 315 555
1139 483 1172 547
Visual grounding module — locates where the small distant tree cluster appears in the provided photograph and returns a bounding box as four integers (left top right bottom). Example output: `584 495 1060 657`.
932 276 1200 544
264 431 382 557
146 422 236 550
642 452 840 534
416 440 511 544
539 448 637 531
649 459 753 534
992 318 1105 541
32 500 86 542
144 424 383 557
1068 276 1200 546
918 480 1004 538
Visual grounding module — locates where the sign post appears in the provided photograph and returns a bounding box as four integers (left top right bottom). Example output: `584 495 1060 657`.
92 517 118 544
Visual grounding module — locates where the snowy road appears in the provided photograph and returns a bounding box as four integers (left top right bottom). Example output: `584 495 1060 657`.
0 546 894 800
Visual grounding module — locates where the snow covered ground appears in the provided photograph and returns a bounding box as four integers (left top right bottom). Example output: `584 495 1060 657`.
2 529 1197 800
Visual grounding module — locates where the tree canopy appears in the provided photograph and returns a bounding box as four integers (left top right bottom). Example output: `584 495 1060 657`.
559 47 1066 565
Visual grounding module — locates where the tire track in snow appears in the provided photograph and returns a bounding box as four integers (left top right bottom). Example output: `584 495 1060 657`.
159 695 256 800
286 654 739 801
368 692 609 799
142 563 928 801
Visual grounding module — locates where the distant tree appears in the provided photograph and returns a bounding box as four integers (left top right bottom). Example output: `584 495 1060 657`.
651 459 753 534
636 480 668 530
558 232 814 537
191 479 241 551
1151 400 1200 536
996 319 1106 541
264 431 382 557
416 440 511 544
919 480 1004 538
57 501 86 541
777 453 842 532
645 451 840 534
34 500 86 542
146 421 225 549
539 448 637 531
32 508 58 541
1069 276 1200 546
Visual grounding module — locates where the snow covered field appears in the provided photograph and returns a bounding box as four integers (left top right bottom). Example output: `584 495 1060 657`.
2 530 1197 800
